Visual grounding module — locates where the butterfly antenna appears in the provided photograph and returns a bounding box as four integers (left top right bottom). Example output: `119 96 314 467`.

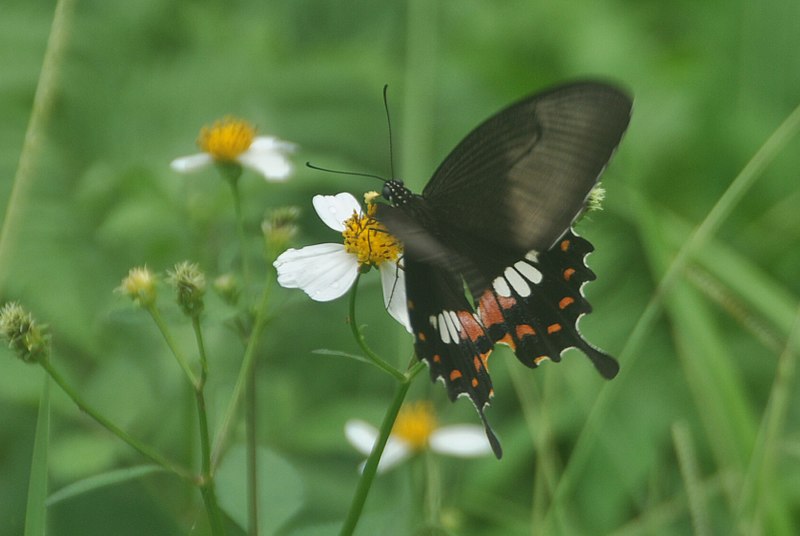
382 84 396 179
305 162 386 183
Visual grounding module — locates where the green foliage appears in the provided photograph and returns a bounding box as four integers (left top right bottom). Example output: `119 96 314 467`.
2 0 800 534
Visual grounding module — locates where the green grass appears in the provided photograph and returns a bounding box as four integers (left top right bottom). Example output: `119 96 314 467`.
1 0 799 534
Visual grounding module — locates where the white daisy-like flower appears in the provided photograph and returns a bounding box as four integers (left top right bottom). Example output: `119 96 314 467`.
170 116 296 181
345 402 493 473
273 192 411 332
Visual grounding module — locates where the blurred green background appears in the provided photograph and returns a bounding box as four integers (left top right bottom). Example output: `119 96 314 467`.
2 0 799 534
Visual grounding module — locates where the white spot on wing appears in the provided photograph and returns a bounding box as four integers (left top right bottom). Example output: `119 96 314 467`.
514 260 543 284
492 276 511 297
504 266 531 297
448 310 462 333
438 313 450 344
525 250 539 262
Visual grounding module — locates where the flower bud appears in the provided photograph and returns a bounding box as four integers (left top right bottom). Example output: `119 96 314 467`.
167 261 206 317
0 302 51 364
118 266 158 307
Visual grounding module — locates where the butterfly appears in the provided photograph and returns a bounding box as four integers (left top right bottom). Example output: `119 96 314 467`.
376 81 632 458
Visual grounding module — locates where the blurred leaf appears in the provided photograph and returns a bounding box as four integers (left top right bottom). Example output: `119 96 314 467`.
24 376 49 536
216 444 304 535
312 348 371 365
45 465 164 506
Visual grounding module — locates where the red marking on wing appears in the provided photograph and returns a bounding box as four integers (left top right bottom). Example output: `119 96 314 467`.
558 297 575 310
563 267 576 281
478 290 517 327
547 323 562 334
457 311 484 342
560 239 571 252
449 369 462 381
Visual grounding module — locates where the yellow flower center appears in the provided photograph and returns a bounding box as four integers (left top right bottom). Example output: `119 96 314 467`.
342 202 402 267
392 402 437 450
197 117 256 161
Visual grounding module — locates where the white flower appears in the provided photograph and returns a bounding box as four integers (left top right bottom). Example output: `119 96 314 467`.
170 116 295 181
345 402 493 473
273 192 411 332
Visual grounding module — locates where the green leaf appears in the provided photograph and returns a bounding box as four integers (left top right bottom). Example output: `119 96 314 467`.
312 348 371 365
45 465 165 506
216 444 304 535
24 375 49 536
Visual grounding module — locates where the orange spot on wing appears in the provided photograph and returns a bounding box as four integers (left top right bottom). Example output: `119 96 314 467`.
497 333 516 349
474 355 482 372
449 369 462 381
559 297 575 310
478 291 504 327
515 324 536 338
432 354 441 363
471 378 479 388
547 323 562 334
563 267 576 281
560 239 571 252
417 331 426 342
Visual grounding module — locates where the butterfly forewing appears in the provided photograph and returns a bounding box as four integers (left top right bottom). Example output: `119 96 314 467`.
423 82 631 256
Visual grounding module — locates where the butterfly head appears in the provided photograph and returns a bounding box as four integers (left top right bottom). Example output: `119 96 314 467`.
382 178 413 207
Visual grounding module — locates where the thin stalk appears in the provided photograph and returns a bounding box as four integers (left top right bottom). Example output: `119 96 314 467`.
246 359 258 536
339 361 425 536
0 0 76 288
348 273 406 382
190 316 224 535
146 304 199 389
40 359 192 481
228 179 251 287
211 275 272 467
199 482 227 536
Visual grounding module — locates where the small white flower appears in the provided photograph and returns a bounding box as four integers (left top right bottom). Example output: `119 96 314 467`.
345 402 493 473
170 116 296 181
273 192 411 332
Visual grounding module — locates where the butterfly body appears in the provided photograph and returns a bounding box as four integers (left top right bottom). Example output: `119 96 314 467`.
377 81 632 457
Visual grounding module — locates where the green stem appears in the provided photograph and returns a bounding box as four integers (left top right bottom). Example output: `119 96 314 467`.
246 356 258 536
348 273 406 382
40 359 192 481
0 0 76 289
339 361 425 536
192 316 209 386
228 178 251 287
199 481 227 536
211 275 272 467
146 304 199 389
190 316 224 535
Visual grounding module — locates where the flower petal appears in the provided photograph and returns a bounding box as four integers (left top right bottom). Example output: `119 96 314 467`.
312 193 361 232
345 419 412 473
273 243 358 301
237 141 294 181
379 262 411 333
250 135 297 154
170 153 213 173
429 425 494 457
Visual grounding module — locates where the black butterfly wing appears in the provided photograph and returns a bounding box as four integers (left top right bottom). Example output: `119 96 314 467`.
477 229 619 379
404 254 503 458
422 81 631 296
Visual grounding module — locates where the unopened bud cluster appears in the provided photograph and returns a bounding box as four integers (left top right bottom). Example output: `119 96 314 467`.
0 302 51 363
167 261 206 317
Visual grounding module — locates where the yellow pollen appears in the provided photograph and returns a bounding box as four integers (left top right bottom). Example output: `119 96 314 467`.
342 202 402 267
197 117 256 161
392 402 437 450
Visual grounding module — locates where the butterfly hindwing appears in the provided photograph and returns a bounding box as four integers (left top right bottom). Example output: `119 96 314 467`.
477 229 619 379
